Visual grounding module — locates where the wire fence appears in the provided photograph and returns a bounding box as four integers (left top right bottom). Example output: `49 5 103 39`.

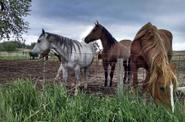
0 52 185 93
0 52 185 100
0 52 184 82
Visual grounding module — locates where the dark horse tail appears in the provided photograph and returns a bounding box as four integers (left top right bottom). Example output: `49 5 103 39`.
123 57 131 84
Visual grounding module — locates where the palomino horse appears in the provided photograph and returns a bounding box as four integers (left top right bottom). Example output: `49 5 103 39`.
32 29 98 95
130 22 177 112
84 21 131 87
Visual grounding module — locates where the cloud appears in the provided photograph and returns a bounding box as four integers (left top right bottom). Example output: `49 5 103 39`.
24 0 185 50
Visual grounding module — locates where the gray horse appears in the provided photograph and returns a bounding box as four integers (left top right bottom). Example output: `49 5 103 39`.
32 29 98 95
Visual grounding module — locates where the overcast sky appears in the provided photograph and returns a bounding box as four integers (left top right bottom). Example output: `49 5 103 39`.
23 0 185 51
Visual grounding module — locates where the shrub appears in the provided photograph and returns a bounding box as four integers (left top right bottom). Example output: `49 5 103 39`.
0 41 17 52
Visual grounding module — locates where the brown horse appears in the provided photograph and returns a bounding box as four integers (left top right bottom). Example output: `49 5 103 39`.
130 22 177 112
84 21 131 87
97 39 132 84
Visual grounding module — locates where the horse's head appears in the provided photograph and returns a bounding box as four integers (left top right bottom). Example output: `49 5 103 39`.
149 63 177 112
31 29 51 58
85 21 103 43
91 42 100 52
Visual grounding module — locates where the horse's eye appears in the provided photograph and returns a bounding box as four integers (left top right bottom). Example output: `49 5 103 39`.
160 86 165 92
38 40 41 43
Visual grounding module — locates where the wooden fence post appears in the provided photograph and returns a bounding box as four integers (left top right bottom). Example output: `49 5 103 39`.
117 58 123 95
42 59 46 89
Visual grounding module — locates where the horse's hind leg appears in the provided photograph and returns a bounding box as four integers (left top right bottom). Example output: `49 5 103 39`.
55 63 67 85
110 63 116 87
103 61 109 87
131 62 138 89
83 67 88 89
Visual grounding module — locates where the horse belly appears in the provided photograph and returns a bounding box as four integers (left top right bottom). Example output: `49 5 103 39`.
79 54 94 67
79 46 94 67
70 51 94 68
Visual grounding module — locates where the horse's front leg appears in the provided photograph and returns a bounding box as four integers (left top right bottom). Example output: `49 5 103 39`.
55 63 68 85
74 65 80 96
131 61 138 89
142 71 149 93
62 67 68 85
55 63 63 82
110 62 116 87
103 61 109 87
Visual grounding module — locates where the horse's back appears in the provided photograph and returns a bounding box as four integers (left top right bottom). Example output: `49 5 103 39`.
130 24 173 67
159 29 173 61
71 43 95 67
119 39 132 48
106 42 130 61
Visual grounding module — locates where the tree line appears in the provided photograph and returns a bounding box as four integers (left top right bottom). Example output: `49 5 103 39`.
0 41 35 52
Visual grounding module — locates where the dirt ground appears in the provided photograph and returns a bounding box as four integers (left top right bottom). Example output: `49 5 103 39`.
0 59 184 95
0 60 116 93
0 59 144 94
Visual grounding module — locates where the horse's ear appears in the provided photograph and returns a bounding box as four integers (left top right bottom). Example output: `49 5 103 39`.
95 20 99 25
42 29 45 34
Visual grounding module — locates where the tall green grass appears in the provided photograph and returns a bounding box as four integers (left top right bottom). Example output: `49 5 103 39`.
0 79 184 122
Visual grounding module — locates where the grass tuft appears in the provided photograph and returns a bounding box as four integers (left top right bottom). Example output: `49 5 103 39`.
0 79 184 122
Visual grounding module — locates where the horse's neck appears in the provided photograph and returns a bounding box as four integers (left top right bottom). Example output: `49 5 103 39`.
100 37 108 50
100 31 117 51
50 42 68 61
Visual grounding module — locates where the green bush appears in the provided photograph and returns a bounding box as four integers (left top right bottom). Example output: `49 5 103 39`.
0 41 17 52
0 41 33 52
